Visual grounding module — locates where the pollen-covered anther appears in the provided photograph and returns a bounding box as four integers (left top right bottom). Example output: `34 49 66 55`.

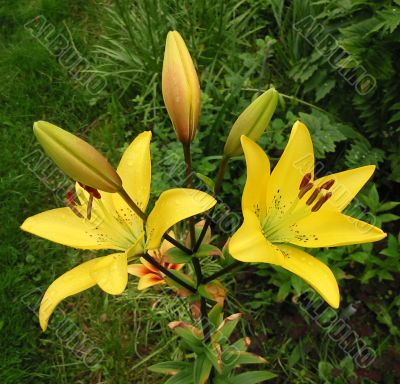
78 182 101 199
299 173 312 189
298 182 314 199
320 179 335 190
306 187 321 205
311 192 332 212
65 191 84 218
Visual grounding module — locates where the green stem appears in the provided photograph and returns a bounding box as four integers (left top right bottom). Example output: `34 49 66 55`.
241 88 327 113
141 253 196 293
203 261 243 284
118 189 146 221
193 156 229 253
183 143 196 248
182 143 211 343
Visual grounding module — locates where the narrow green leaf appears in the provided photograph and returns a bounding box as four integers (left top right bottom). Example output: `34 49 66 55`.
196 172 215 190
195 244 222 258
148 361 191 375
229 370 277 384
223 351 267 367
193 354 213 384
213 313 241 343
165 368 194 384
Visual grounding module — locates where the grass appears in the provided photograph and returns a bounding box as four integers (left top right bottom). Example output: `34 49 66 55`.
1 0 399 383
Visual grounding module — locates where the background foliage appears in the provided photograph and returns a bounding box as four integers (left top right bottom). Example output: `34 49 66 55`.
1 0 399 383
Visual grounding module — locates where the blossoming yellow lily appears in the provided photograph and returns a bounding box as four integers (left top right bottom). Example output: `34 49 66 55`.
229 121 386 308
128 234 183 290
21 131 216 330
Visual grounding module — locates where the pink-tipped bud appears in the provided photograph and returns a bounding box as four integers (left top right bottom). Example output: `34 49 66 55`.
162 31 200 144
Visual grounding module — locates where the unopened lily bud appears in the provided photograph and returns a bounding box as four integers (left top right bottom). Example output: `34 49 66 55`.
33 121 122 193
224 88 278 157
162 31 200 144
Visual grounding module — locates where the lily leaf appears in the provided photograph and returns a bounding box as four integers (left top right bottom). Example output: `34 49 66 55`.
165 368 194 384
229 371 277 384
166 247 193 264
195 244 222 258
193 353 213 384
148 361 191 375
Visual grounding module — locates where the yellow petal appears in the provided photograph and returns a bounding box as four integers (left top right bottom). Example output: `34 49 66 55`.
240 135 270 220
146 188 217 250
90 253 128 295
282 210 386 248
229 209 284 264
112 131 152 238
266 121 314 221
314 165 375 212
21 207 122 250
138 273 164 290
278 244 340 308
39 258 99 331
116 131 152 212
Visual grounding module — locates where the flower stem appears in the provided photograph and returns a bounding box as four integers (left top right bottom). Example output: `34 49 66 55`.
193 156 229 253
141 253 196 293
182 142 211 343
241 88 327 113
183 143 196 247
118 189 147 221
203 261 243 284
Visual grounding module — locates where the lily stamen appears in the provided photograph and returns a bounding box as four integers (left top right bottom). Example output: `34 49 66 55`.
299 172 312 189
306 187 320 205
78 182 101 199
298 182 313 199
320 179 335 190
311 192 333 212
65 191 84 219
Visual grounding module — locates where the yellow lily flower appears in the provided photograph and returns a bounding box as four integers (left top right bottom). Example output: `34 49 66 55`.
128 234 183 290
229 121 386 308
21 131 216 330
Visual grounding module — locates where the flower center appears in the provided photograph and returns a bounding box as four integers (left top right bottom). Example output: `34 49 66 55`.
263 173 334 241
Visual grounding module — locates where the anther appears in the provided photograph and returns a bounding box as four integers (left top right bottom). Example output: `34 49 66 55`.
311 192 332 212
298 182 314 199
306 188 320 205
320 179 335 190
65 191 84 218
78 182 101 199
299 173 312 190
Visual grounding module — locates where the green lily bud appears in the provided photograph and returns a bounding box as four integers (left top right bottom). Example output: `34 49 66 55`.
224 88 278 157
162 31 200 144
33 121 122 193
